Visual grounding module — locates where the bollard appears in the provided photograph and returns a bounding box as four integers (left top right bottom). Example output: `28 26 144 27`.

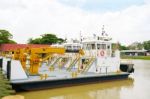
0 58 3 69
6 61 11 80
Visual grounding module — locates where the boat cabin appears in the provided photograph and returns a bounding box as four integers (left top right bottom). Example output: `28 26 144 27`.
63 43 82 53
82 36 112 57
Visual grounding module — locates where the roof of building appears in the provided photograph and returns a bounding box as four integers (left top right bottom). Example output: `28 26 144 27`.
121 50 147 53
0 44 50 51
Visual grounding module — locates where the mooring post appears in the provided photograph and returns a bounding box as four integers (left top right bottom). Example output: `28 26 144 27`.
0 57 3 69
6 60 11 80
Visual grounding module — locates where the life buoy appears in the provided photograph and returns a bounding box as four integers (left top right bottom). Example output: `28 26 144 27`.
100 50 105 56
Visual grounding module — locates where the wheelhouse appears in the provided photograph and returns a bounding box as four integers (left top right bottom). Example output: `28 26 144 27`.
82 36 112 57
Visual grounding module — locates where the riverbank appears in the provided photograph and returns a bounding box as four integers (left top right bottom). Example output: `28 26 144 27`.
121 56 150 60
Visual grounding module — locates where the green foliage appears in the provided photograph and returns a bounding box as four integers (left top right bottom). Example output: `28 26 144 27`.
0 69 15 98
137 43 143 50
143 40 150 50
112 43 129 50
28 38 42 44
0 30 17 44
119 45 129 50
28 33 64 44
8 40 17 44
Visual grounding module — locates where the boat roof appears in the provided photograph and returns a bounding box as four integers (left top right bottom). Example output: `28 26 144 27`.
82 36 112 44
63 43 82 46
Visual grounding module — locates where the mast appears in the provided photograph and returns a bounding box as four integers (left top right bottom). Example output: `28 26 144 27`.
101 25 108 36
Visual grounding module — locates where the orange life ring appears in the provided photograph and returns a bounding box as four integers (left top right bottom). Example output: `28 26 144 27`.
100 50 105 56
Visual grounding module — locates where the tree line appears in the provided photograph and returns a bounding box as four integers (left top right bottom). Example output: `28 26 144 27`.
27 34 64 44
0 29 150 50
0 30 65 45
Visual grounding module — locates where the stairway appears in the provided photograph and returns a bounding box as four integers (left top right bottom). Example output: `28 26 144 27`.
50 57 61 67
81 58 96 73
58 57 69 69
67 57 80 71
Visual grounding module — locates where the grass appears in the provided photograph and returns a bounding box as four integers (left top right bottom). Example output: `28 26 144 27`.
0 68 15 98
121 55 150 60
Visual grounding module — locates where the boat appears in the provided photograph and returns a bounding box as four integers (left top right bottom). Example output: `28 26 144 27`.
0 26 134 91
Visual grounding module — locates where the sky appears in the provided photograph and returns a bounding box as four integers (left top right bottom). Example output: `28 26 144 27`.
0 0 150 45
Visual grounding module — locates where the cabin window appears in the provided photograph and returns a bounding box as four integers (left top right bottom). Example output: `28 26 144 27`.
67 46 72 50
107 45 110 49
73 46 76 50
97 44 100 49
83 44 86 49
91 44 95 49
97 44 106 49
77 46 81 49
102 44 106 49
87 44 91 50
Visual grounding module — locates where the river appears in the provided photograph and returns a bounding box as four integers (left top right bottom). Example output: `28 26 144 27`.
19 60 150 99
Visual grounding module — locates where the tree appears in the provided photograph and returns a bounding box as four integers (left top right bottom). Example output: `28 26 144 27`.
112 43 129 50
128 42 143 50
8 40 17 44
143 40 150 50
120 45 129 50
0 30 16 44
41 34 58 44
28 33 64 44
28 38 42 44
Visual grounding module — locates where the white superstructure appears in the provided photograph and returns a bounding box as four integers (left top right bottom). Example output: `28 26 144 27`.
81 34 120 73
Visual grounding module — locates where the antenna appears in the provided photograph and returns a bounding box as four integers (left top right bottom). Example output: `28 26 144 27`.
80 31 82 42
101 25 108 36
64 33 67 43
102 25 105 36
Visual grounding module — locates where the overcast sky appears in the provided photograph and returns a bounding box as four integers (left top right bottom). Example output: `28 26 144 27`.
0 0 150 45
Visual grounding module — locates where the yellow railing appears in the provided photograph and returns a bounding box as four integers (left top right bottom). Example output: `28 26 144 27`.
67 54 80 71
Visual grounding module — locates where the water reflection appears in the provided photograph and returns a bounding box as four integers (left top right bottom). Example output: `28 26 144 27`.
20 78 134 99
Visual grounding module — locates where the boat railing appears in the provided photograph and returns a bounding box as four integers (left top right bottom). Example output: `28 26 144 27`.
99 66 111 74
120 59 133 64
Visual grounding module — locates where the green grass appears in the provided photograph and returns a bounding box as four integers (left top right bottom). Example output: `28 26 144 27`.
121 55 150 60
0 68 15 98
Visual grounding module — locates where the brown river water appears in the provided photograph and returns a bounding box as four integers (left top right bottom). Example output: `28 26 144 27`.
19 60 150 99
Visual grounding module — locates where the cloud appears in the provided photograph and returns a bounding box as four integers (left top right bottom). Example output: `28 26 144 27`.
0 0 150 45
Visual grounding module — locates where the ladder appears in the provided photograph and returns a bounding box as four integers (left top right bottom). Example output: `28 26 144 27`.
42 54 52 62
67 57 80 71
81 58 95 73
50 57 61 67
58 57 69 69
